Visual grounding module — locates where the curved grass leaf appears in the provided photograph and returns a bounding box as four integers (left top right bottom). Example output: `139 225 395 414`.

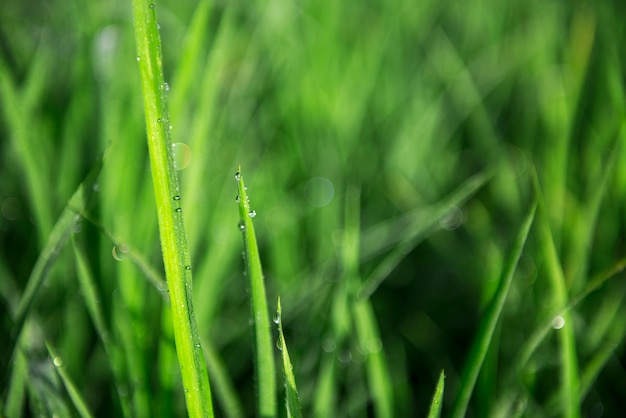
236 167 276 418
276 297 302 418
451 200 537 418
131 1 213 416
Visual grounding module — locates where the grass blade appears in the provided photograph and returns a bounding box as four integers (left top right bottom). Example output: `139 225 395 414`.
276 297 302 418
451 200 537 418
236 167 276 418
427 370 446 418
71 237 131 416
45 343 95 418
3 157 103 391
353 299 393 418
131 1 213 416
533 172 580 418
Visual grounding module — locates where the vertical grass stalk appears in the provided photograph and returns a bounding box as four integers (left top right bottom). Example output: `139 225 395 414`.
236 167 277 418
131 1 213 416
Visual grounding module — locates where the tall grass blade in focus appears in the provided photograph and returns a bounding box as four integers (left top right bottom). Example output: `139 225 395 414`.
276 297 302 418
236 167 277 418
131 1 213 416
427 370 445 418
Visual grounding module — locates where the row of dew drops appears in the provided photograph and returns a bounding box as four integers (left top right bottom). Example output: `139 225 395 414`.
235 171 257 232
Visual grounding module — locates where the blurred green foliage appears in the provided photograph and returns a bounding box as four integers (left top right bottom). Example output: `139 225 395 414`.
1 0 626 416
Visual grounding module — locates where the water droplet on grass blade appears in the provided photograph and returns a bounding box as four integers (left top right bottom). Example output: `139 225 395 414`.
52 357 63 367
234 171 241 181
276 338 283 351
172 142 191 170
185 265 192 271
552 315 565 329
238 220 246 231
173 195 181 201
248 210 256 218
175 208 182 213
273 313 281 325
112 244 129 261
235 195 240 203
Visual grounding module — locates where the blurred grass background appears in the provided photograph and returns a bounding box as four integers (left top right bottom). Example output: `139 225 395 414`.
1 0 626 416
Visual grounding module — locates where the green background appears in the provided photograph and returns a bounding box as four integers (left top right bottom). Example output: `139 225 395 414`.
1 0 625 416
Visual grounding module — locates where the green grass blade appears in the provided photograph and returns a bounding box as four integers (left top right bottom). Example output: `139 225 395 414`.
533 172 580 418
359 169 492 299
131 1 213 416
3 349 28 418
71 237 131 417
276 297 302 418
451 200 537 418
427 370 446 418
201 337 245 418
353 299 393 418
5 156 103 385
236 167 276 418
45 342 95 418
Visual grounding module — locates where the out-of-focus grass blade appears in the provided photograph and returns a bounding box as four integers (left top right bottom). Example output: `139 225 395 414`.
451 200 537 418
427 370 445 418
201 337 245 418
3 349 27 417
236 167 276 418
71 237 131 417
353 299 393 418
313 357 336 418
533 171 580 418
276 297 302 418
359 169 492 299
45 343 94 418
3 156 103 387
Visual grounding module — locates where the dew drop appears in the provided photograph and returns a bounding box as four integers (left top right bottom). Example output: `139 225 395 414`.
439 206 464 230
52 357 63 367
276 338 283 351
173 195 181 201
112 244 129 261
185 265 192 271
157 118 161 123
238 220 246 231
172 142 191 170
234 171 241 181
552 315 565 330
248 210 256 218
273 313 281 325
164 82 170 91
175 208 182 213
149 3 155 8
244 185 248 191
235 195 241 203
194 343 201 348
136 56 141 62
